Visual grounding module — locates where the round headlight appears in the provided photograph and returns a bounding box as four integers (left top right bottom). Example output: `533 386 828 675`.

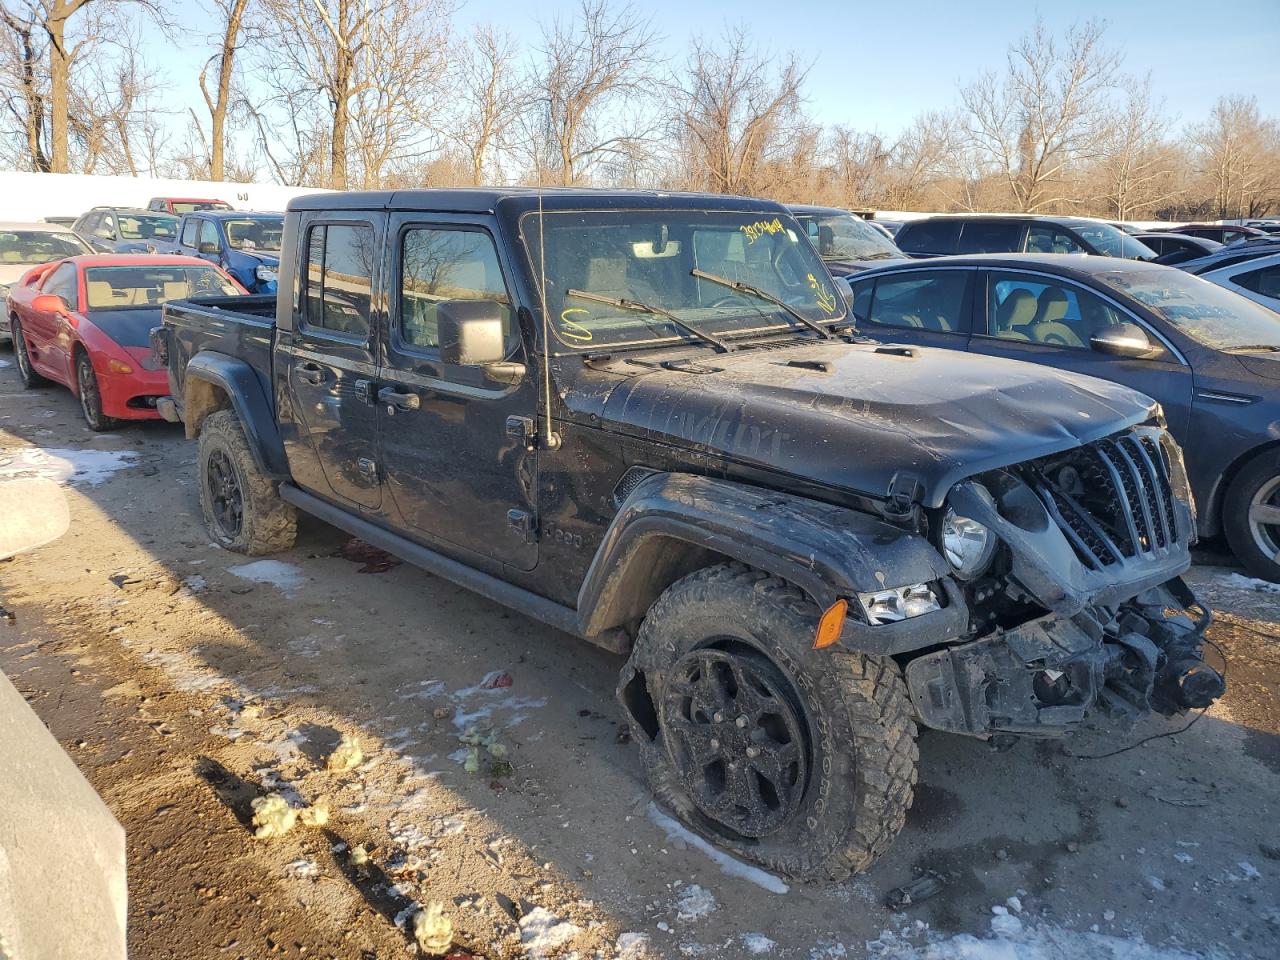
941 506 995 579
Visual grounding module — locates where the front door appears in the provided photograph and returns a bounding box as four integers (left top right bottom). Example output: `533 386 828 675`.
281 217 382 509
968 270 1194 436
376 216 539 570
848 267 974 352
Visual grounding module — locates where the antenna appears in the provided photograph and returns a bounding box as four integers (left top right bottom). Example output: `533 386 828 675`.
535 184 562 450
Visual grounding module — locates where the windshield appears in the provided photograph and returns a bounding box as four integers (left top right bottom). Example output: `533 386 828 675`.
224 217 283 252
523 210 846 350
84 265 240 312
1097 268 1280 350
117 213 178 240
792 212 901 262
0 229 89 264
172 201 232 214
1072 222 1156 260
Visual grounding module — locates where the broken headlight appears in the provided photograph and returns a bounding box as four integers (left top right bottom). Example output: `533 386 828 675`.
941 503 996 579
856 583 942 625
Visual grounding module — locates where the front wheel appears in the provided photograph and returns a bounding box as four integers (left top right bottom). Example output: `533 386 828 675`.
76 351 116 432
1223 449 1280 581
197 409 297 555
618 563 918 880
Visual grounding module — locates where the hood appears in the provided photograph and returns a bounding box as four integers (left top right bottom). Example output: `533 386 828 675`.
579 341 1156 508
1233 352 1280 382
86 308 162 349
233 250 280 268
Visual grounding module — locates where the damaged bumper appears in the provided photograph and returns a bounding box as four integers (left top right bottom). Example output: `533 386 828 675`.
904 577 1224 738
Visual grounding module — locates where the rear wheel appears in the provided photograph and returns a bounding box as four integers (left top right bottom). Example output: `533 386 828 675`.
11 318 47 388
1224 449 1280 581
197 409 297 555
76 350 116 432
618 563 918 880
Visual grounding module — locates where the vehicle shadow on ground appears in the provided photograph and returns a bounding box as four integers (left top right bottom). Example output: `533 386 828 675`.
4 378 1279 958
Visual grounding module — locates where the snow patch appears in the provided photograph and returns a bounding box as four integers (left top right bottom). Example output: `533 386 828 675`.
518 906 581 959
616 932 650 959
227 559 306 596
0 446 139 486
674 883 717 922
742 933 776 954
865 917 1213 959
646 802 789 894
1215 572 1280 594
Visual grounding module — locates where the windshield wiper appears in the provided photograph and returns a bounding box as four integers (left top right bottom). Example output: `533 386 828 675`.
691 269 834 339
1223 344 1280 353
565 288 732 353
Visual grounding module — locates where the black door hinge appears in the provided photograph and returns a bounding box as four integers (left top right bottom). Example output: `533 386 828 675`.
507 508 538 544
506 415 537 448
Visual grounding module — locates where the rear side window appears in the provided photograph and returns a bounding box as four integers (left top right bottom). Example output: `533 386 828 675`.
865 271 968 332
957 221 1022 254
896 220 961 255
303 223 376 338
1234 264 1280 299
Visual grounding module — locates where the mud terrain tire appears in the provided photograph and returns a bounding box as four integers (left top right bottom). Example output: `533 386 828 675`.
198 409 296 555
618 562 917 880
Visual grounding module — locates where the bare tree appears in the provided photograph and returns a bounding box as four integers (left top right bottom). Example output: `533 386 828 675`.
0 6 50 170
1089 77 1181 219
1187 95 1280 219
672 27 805 196
531 0 659 186
448 25 528 185
196 0 252 181
961 18 1120 212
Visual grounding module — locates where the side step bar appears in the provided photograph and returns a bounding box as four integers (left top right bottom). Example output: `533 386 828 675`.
278 484 627 653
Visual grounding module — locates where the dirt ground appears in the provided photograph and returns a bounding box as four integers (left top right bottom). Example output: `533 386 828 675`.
1 351 1278 960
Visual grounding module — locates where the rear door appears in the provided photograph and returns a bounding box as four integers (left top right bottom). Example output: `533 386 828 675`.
375 214 539 570
848 267 974 352
968 269 1193 434
278 215 383 509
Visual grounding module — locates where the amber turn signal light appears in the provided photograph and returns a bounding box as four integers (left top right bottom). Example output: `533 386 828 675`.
814 599 848 649
106 358 133 375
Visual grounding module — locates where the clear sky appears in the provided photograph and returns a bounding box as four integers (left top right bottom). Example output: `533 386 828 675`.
147 0 1280 152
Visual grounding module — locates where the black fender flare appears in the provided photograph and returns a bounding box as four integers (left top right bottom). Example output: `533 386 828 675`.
576 472 968 655
184 351 289 479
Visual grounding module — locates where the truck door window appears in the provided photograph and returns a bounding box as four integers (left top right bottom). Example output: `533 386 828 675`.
399 227 512 350
180 218 199 247
303 223 375 338
199 220 222 251
867 272 966 332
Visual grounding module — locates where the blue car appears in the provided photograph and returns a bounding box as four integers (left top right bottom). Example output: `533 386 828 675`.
846 253 1280 579
165 211 284 294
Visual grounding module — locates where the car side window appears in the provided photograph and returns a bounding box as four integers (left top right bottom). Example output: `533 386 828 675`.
896 220 960 255
865 271 967 332
42 263 78 307
1026 225 1083 255
956 221 1022 254
1235 264 1280 299
986 271 1168 358
180 218 199 247
303 222 376 338
94 215 115 239
849 278 873 320
398 227 512 351
198 220 221 251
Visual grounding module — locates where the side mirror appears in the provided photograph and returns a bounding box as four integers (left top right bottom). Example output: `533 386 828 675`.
198 241 219 255
31 293 68 314
437 300 525 384
833 276 855 310
1090 322 1156 359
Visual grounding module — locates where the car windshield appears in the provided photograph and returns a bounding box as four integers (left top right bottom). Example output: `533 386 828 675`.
522 209 846 350
1097 267 1280 350
792 211 901 261
0 229 89 264
1071 222 1156 260
83 265 239 310
224 217 283 252
116 213 178 240
172 201 231 214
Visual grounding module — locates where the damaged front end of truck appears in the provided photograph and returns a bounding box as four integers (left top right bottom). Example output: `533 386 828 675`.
900 424 1224 739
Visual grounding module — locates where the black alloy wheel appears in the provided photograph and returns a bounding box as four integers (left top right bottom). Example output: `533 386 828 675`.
206 448 244 539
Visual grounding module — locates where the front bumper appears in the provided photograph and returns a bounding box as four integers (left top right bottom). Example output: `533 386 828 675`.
905 577 1223 738
95 363 170 420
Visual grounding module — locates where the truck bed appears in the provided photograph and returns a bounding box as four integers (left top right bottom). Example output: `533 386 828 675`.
160 294 278 420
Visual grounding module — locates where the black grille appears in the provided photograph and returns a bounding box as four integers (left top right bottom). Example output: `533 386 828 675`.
1029 431 1180 570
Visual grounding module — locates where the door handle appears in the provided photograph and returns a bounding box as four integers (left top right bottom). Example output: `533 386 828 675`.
377 387 421 411
296 362 324 385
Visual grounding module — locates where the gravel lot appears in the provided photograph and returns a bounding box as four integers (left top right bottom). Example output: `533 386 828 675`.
1 351 1278 960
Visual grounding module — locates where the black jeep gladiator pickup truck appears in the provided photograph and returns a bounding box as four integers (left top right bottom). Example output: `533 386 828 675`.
153 188 1224 880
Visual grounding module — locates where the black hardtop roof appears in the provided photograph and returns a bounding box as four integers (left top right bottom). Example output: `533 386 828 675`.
901 214 1108 228
286 187 793 216
854 252 1174 278
188 210 284 220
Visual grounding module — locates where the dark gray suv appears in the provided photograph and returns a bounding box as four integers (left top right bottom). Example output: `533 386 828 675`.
896 215 1157 261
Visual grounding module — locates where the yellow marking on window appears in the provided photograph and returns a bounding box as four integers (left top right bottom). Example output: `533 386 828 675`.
558 307 594 341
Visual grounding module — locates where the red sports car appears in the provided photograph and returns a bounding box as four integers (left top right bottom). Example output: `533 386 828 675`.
6 254 244 430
